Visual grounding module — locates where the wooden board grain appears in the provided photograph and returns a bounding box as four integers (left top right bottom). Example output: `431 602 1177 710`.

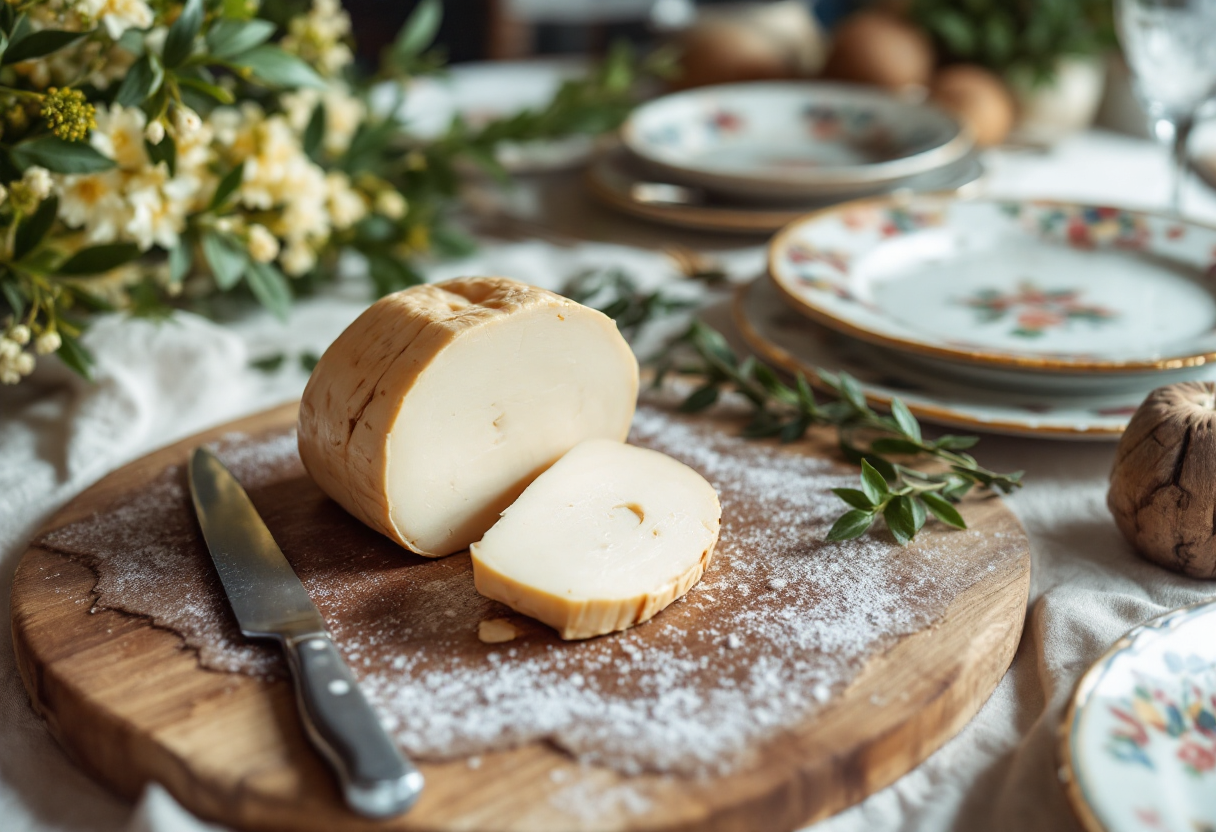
11 402 1031 832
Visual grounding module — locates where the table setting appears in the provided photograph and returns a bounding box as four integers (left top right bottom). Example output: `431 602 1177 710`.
6 1 1216 832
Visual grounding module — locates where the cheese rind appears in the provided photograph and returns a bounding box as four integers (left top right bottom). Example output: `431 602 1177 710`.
297 277 639 557
470 439 722 640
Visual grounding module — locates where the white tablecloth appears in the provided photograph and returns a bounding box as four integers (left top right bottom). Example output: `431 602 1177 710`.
4 129 1216 832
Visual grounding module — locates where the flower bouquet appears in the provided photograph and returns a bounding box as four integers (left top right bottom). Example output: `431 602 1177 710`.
0 0 662 384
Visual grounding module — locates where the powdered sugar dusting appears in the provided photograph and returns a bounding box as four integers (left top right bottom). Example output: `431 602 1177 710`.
38 400 1023 777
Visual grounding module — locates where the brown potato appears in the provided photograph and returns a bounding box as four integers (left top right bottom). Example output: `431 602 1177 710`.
822 10 934 90
930 64 1015 147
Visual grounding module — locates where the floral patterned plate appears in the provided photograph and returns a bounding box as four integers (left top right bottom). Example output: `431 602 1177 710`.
622 82 971 200
732 275 1216 439
1061 601 1216 832
768 195 1216 375
584 147 986 235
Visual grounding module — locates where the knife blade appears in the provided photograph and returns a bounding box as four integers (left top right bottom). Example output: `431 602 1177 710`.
188 446 423 818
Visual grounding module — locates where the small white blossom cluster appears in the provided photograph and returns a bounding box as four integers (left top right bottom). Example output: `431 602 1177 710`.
281 0 355 76
0 324 59 385
16 0 147 89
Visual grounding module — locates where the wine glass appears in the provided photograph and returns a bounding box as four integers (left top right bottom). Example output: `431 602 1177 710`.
1116 0 1216 215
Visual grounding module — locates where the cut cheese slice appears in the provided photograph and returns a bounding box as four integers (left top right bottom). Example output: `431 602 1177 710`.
470 439 721 640
297 277 639 557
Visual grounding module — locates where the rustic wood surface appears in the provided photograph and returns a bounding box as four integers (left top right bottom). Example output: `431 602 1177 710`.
11 401 1032 832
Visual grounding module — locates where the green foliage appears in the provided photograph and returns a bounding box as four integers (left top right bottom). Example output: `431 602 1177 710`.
910 0 1116 84
658 321 1023 545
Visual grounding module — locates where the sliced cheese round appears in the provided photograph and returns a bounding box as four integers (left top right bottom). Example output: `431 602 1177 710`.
470 439 721 640
298 277 639 557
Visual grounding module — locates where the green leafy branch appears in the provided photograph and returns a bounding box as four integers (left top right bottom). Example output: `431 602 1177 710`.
557 266 1023 546
658 322 1022 544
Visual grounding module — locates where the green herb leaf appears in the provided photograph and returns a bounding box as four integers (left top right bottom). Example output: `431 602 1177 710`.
827 509 875 542
201 231 248 290
14 196 58 260
57 243 141 276
910 495 927 534
162 0 203 68
302 102 325 159
238 45 326 89
56 328 93 380
250 353 285 372
869 437 924 455
115 53 164 107
145 133 176 176
935 434 979 451
890 398 921 441
11 137 115 173
859 459 889 504
1 274 26 317
176 76 236 105
168 239 192 284
300 351 320 373
392 0 442 62
922 492 967 529
832 487 875 510
838 372 868 412
367 253 422 296
245 260 291 321
883 495 917 545
206 18 276 59
209 162 245 210
680 383 719 413
2 28 86 64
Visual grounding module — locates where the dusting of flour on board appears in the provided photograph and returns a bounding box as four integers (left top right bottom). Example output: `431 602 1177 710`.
38 399 1022 778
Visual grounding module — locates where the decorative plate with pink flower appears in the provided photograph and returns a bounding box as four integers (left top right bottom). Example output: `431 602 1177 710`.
768 195 1216 375
621 82 969 200
1062 602 1216 832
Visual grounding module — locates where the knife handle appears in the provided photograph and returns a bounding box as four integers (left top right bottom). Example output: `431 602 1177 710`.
285 635 424 818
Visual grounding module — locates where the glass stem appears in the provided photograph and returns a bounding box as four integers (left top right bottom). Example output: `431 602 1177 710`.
1171 110 1196 217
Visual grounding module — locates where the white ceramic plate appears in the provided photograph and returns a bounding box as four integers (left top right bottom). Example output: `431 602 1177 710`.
732 275 1213 440
1061 601 1216 832
622 82 970 200
769 195 1216 375
584 147 986 235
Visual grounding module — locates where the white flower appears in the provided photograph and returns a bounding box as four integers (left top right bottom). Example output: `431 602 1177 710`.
8 325 30 346
124 164 195 250
281 88 321 134
57 170 129 243
0 369 19 385
174 106 202 138
283 0 354 76
0 338 19 361
91 104 148 170
375 190 407 220
320 85 364 155
23 167 52 200
78 0 155 40
326 172 366 230
0 184 8 205
13 352 34 375
247 224 280 263
145 119 165 145
280 240 316 276
35 330 61 355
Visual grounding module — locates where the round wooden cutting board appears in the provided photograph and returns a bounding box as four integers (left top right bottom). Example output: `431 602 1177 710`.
11 401 1031 832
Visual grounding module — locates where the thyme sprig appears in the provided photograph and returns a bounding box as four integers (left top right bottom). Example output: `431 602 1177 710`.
558 266 1024 546
657 322 1023 544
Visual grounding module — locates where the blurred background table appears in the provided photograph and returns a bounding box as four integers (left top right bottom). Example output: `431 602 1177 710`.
6 3 1216 832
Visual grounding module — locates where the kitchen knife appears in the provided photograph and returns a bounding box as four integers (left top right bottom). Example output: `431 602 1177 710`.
187 446 423 818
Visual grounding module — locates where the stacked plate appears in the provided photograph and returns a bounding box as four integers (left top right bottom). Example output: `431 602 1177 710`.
736 192 1216 439
588 81 984 234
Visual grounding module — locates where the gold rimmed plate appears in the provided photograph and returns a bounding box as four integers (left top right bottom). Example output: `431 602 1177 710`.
1059 600 1216 832
585 148 985 236
730 274 1189 440
768 194 1216 376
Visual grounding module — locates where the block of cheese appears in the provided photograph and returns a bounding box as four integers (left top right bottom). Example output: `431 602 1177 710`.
470 439 721 640
297 277 639 557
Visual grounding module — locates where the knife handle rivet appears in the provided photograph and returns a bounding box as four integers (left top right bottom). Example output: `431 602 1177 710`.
308 639 327 651
328 679 352 696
